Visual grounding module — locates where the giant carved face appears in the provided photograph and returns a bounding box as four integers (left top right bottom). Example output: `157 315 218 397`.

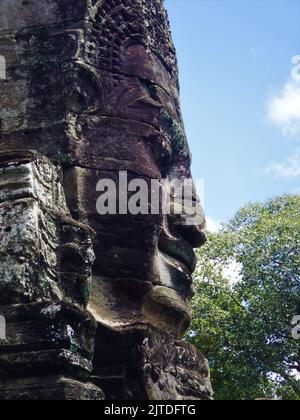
0 0 206 337
61 0 207 336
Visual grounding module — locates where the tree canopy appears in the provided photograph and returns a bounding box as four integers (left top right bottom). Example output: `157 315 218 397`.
188 195 300 400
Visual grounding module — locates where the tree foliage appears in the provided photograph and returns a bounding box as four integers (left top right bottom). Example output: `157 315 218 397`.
188 195 300 400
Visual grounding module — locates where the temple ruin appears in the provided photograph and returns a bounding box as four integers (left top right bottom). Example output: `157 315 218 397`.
0 0 212 400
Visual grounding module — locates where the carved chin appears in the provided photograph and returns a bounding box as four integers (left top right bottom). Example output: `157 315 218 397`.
87 244 193 335
87 231 194 335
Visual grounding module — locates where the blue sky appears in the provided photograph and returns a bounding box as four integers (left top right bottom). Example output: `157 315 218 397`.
165 0 300 227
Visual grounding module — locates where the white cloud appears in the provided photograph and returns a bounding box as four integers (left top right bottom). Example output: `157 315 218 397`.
267 79 300 137
205 219 243 284
223 259 243 285
264 147 300 178
206 217 221 233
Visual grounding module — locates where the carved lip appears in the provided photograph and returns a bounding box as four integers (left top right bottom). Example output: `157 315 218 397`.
158 233 197 274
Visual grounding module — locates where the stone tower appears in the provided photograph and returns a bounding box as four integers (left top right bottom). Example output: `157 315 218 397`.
0 0 212 400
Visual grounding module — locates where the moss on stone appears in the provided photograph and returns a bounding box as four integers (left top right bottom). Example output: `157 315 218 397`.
159 109 189 158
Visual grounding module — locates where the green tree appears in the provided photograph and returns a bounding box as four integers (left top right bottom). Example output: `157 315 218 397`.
188 195 300 400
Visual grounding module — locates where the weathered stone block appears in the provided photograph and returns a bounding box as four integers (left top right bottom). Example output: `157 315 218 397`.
0 151 95 307
92 325 213 400
0 302 104 400
0 150 69 212
0 377 104 401
0 199 59 304
0 0 87 33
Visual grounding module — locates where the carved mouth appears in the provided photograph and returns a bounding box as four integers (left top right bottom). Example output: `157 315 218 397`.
158 233 197 274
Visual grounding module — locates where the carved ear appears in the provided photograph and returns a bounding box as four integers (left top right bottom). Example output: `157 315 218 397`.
65 61 104 114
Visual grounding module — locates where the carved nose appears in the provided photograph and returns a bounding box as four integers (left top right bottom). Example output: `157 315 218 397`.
169 200 207 248
175 222 207 248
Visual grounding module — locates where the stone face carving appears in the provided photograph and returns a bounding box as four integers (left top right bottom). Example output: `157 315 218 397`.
0 0 212 400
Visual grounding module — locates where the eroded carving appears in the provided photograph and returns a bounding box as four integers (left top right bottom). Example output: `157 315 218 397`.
0 0 212 400
0 150 95 307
